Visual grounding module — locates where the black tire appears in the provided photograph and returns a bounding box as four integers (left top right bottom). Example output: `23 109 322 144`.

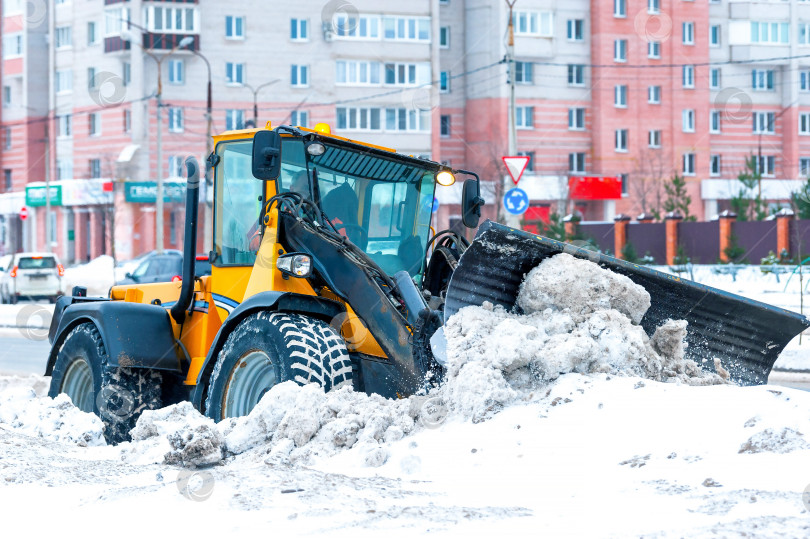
48 323 163 444
204 311 353 421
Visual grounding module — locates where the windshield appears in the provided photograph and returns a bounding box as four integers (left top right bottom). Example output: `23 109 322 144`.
19 257 56 270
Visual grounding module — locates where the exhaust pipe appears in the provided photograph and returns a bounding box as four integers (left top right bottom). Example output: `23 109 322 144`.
171 157 201 325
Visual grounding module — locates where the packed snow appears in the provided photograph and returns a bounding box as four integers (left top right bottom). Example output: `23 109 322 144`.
1 253 809 537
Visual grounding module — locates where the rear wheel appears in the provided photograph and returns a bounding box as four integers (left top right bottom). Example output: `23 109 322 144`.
204 311 353 421
48 323 163 444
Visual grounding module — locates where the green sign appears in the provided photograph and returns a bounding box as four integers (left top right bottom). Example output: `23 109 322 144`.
26 185 63 207
124 181 187 204
67 230 75 241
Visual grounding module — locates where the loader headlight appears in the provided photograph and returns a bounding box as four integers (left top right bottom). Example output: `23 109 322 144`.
276 253 313 278
306 142 326 156
435 170 456 186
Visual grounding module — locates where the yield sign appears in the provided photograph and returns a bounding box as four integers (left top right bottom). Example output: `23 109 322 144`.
502 156 530 185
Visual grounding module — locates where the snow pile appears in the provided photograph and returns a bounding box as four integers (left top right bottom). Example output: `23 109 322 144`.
0 373 49 396
738 427 810 454
63 255 116 297
0 388 104 447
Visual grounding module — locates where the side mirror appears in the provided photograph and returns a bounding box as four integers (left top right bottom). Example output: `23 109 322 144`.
461 179 485 228
252 130 283 180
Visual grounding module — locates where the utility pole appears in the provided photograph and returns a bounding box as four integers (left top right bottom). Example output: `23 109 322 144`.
156 76 164 253
44 118 51 252
189 49 213 254
505 0 521 229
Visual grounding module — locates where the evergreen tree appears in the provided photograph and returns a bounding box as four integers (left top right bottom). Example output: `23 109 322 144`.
663 175 695 221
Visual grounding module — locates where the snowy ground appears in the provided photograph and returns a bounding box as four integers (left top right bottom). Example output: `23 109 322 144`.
0 257 809 537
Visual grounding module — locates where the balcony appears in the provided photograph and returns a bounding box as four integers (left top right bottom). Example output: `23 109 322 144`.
105 33 199 53
729 2 790 20
730 44 791 64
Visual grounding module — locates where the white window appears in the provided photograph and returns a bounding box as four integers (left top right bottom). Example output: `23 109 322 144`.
710 110 721 133
801 23 810 45
516 106 534 129
440 115 451 137
384 62 430 86
104 7 130 37
648 0 659 14
682 109 695 132
615 129 628 152
226 16 244 39
567 19 583 41
226 62 244 85
3 127 11 150
515 61 533 84
614 0 626 18
124 109 131 133
383 16 431 41
334 14 380 40
337 107 382 131
568 108 585 130
751 21 789 44
800 157 810 176
649 130 661 148
168 156 185 178
58 114 72 137
710 25 720 47
569 152 586 173
2 33 22 58
512 11 553 37
648 85 661 104
614 85 627 107
145 6 198 33
614 39 627 62
89 113 101 136
291 110 309 127
55 70 73 94
291 18 307 41
568 65 585 86
801 71 810 91
56 159 73 181
683 65 695 88
710 155 721 176
648 41 660 59
89 159 101 180
682 153 695 176
3 86 10 107
87 67 97 90
682 22 694 45
55 26 72 48
756 155 775 176
225 109 244 130
753 111 775 134
440 71 450 93
384 108 430 132
800 113 810 135
752 69 774 91
440 26 450 48
291 65 309 87
123 62 131 86
336 61 380 86
168 107 184 132
710 68 721 90
168 59 184 85
87 21 98 45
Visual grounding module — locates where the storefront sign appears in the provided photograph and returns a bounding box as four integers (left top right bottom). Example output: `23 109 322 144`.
25 185 63 207
124 181 187 204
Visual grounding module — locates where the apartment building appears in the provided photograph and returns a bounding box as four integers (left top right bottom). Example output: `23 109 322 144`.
2 0 810 260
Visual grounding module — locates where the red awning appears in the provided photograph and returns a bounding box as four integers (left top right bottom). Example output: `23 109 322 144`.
568 176 622 200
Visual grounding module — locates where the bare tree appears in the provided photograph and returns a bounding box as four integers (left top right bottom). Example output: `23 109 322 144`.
631 149 672 219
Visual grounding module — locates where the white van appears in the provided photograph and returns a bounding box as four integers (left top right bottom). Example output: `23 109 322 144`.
0 252 64 303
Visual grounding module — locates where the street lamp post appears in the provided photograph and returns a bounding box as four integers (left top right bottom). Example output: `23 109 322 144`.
244 80 280 127
188 49 214 253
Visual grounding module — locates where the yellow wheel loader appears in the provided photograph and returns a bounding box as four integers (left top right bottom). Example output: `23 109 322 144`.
44 124 809 443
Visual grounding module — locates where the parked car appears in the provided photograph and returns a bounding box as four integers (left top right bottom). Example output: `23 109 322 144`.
0 252 64 303
115 251 211 285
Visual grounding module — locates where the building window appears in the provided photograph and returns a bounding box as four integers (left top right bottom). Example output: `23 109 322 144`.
648 41 660 59
648 85 661 104
2 86 10 107
710 155 721 177
124 109 131 133
682 153 695 176
516 106 534 129
3 170 10 192
515 61 533 84
569 152 586 173
710 25 720 47
225 109 245 130
753 111 775 134
800 157 810 176
518 151 535 172
801 23 810 45
756 155 775 176
3 127 11 150
614 39 627 62
567 19 583 41
168 107 184 132
123 62 131 86
615 129 628 152
384 108 430 132
648 0 660 14
800 113 810 135
291 65 309 87
440 26 450 48
648 129 661 148
168 59 184 85
145 5 198 33
751 21 789 44
682 109 695 132
88 21 98 45
55 70 73 94
384 62 429 86
87 67 97 90
383 16 431 41
291 110 308 127
440 114 451 137
614 0 626 18
682 22 694 45
710 68 721 90
440 71 450 93
290 18 307 41
752 69 775 91
567 65 585 86
512 11 553 37
337 107 383 131
801 71 810 91
2 33 23 58
710 110 721 133
336 61 380 85
56 159 73 180
682 65 695 88
614 85 627 108
89 159 102 179
226 62 244 85
224 15 244 39
333 14 380 40
568 108 585 130
55 26 72 48
89 113 101 136
58 114 72 137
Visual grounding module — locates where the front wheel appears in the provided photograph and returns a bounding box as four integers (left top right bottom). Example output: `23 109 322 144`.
204 312 353 421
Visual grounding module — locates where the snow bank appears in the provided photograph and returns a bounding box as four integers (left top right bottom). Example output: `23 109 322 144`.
63 255 116 297
0 388 104 446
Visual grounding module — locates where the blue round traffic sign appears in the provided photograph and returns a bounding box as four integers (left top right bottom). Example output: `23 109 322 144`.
503 188 529 215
